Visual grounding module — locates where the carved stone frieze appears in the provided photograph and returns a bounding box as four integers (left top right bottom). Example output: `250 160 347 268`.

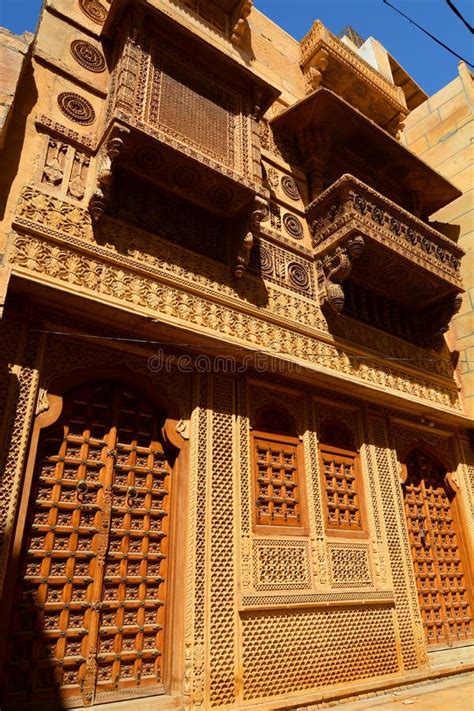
36 114 95 150
8 227 461 411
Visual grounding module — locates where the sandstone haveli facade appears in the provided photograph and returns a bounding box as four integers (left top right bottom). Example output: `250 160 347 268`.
0 1 472 710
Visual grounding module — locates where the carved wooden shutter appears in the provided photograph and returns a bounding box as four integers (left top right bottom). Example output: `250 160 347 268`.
253 433 302 528
403 450 473 647
319 445 363 532
3 381 172 708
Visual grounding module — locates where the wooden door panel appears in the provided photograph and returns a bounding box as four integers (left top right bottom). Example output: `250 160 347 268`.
3 381 173 709
403 451 473 647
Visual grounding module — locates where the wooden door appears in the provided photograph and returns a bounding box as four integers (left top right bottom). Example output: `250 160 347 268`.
403 450 473 647
2 381 173 709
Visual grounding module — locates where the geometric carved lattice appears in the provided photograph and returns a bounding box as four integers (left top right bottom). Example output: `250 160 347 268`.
3 381 171 708
403 450 473 647
328 543 372 588
320 445 362 531
253 434 301 528
253 540 311 590
242 605 399 700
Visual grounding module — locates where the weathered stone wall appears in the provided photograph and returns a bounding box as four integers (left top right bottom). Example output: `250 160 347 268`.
0 28 33 149
402 63 474 416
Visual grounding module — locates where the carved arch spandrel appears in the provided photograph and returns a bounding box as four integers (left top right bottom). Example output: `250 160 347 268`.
396 437 456 491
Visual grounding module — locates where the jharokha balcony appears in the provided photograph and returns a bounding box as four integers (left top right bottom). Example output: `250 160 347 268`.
91 2 278 221
307 175 464 346
299 21 408 137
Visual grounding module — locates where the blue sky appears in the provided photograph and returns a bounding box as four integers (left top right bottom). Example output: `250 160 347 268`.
0 0 472 95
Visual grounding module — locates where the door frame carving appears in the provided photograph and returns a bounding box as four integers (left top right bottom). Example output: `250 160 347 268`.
0 365 189 705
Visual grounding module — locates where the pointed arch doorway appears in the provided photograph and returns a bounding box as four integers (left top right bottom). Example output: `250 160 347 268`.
402 448 473 648
1 374 184 709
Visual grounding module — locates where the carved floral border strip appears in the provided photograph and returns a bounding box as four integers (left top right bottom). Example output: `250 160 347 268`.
8 227 461 411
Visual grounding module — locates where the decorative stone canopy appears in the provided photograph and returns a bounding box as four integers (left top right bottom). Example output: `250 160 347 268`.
300 21 408 137
308 174 464 338
271 88 461 217
105 0 254 46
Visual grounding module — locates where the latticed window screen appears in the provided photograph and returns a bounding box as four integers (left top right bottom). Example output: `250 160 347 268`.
253 434 302 528
320 445 363 532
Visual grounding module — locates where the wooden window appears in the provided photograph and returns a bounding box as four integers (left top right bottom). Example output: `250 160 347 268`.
252 407 306 533
319 421 366 536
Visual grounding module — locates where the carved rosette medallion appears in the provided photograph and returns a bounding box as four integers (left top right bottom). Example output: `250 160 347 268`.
70 40 106 73
78 0 107 24
57 92 96 125
281 175 300 201
287 261 311 291
283 213 304 240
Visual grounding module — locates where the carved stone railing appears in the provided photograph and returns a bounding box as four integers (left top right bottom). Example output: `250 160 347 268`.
300 21 407 137
307 175 464 339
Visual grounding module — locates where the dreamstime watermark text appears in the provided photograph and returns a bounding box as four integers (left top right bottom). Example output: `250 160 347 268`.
147 349 303 374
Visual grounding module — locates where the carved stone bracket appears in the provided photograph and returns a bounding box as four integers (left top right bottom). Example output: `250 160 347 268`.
384 111 407 141
317 235 365 314
234 195 267 278
422 293 463 339
89 125 130 222
304 49 329 94
231 0 253 46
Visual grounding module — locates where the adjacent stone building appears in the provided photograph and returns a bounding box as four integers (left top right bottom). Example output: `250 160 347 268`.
0 2 472 710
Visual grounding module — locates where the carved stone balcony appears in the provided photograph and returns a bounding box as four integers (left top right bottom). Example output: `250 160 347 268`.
99 3 278 220
300 21 408 137
307 175 464 343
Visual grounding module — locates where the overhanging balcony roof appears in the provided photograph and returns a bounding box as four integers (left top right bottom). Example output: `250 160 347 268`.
271 88 461 216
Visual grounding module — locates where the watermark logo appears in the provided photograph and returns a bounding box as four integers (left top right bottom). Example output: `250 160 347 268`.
147 349 303 374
